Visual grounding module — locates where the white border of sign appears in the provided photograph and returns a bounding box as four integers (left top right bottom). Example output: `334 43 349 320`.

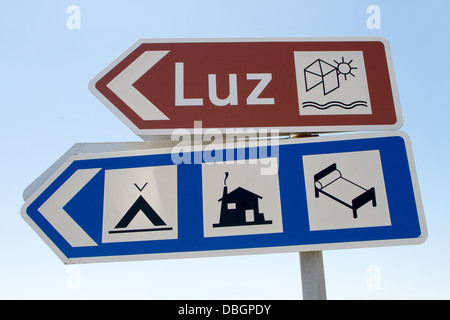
22 131 425 264
89 37 403 138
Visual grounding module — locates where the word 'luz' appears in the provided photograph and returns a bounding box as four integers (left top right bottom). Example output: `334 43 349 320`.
175 62 275 107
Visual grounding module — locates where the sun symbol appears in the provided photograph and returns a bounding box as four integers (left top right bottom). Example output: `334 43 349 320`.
334 57 357 80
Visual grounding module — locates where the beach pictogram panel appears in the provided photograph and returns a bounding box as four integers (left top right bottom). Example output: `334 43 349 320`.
294 51 372 116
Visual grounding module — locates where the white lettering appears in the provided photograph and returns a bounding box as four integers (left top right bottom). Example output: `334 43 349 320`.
175 64 275 107
178 304 212 317
208 74 238 106
175 62 204 106
246 73 275 105
222 304 271 315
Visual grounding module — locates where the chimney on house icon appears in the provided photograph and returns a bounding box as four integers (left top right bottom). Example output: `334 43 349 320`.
222 171 229 196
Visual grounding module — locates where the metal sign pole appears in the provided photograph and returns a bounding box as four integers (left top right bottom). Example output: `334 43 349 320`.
300 251 327 300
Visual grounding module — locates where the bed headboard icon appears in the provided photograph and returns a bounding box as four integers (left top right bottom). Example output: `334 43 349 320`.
314 163 377 219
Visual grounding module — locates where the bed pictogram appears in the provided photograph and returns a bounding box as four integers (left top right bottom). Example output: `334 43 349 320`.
314 163 377 219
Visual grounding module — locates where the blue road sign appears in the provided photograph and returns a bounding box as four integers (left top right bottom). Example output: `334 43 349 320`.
21 132 426 264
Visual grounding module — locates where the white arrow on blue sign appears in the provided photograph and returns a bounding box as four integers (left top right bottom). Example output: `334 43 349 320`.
21 132 426 264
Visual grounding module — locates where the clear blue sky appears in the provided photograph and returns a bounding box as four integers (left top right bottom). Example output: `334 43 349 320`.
1 0 449 299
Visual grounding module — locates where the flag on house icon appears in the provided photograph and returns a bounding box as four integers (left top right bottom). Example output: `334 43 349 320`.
213 172 272 228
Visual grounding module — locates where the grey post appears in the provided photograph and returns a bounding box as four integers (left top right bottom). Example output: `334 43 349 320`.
300 251 327 300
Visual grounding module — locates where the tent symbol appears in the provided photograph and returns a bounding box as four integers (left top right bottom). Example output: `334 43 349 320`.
108 183 172 234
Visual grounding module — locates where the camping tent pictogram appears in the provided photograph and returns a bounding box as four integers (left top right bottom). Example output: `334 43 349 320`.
109 183 172 234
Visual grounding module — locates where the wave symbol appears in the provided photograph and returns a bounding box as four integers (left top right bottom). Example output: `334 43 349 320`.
302 100 368 110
